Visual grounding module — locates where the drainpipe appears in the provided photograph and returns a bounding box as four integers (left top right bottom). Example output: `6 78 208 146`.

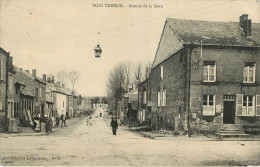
5 52 10 132
187 43 195 137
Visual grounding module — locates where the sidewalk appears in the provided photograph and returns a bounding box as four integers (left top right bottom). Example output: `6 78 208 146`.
127 126 260 141
0 117 82 138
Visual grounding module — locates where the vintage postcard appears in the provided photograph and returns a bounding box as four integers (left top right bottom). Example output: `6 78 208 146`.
0 0 260 166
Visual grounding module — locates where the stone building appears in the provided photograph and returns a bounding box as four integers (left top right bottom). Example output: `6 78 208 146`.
149 15 260 134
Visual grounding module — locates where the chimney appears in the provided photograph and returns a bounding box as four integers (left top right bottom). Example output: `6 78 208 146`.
8 56 13 70
47 77 51 83
32 69 37 77
20 68 23 71
239 14 251 36
52 76 55 83
42 74 46 82
62 83 65 88
25 70 29 74
56 81 60 87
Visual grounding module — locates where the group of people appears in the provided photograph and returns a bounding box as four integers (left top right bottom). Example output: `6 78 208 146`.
86 114 118 136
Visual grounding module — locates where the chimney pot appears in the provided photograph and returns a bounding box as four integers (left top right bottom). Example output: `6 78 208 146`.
43 74 47 82
56 81 60 87
32 69 37 77
25 70 29 74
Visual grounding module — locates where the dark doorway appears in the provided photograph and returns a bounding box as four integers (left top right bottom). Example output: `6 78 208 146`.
223 98 235 124
41 104 44 118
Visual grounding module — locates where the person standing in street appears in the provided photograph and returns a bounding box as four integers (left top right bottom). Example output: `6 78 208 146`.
110 117 118 135
61 114 66 127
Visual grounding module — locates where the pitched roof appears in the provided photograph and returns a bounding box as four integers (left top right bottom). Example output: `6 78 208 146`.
152 18 260 68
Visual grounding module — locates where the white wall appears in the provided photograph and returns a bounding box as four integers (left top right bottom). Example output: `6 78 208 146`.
56 93 67 116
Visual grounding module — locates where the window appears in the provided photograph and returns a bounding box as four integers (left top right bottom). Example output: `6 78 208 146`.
157 91 161 106
163 89 166 106
0 60 3 80
203 95 215 116
16 85 19 94
236 94 255 116
161 65 163 80
243 63 255 83
203 61 216 82
243 95 254 116
143 91 147 104
157 89 166 107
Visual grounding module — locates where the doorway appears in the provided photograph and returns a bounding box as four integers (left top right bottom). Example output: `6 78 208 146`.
223 95 235 124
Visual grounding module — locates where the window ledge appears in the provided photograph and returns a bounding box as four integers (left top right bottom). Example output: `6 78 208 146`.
202 115 215 117
201 81 219 85
237 115 257 117
241 82 259 86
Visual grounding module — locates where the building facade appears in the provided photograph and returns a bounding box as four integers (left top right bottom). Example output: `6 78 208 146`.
149 15 260 133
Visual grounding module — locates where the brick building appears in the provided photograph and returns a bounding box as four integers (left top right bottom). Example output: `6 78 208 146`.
149 15 260 134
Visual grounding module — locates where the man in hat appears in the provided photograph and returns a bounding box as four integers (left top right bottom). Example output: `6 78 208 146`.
110 117 118 135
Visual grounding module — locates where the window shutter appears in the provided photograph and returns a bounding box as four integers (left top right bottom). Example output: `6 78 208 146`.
163 89 166 106
161 65 163 80
158 91 160 106
236 94 243 116
256 95 260 116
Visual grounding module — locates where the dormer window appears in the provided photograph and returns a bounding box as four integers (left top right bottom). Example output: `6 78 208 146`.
203 61 216 82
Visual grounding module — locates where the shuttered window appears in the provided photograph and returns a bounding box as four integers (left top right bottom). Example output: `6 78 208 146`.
163 89 166 106
237 94 255 116
236 94 243 116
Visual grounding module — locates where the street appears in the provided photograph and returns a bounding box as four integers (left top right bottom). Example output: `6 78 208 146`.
1 108 260 166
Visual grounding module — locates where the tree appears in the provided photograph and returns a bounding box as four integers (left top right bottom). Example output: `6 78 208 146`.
101 97 108 104
56 71 68 84
144 61 152 79
134 61 143 87
68 71 80 92
91 97 100 104
106 62 126 110
123 60 132 92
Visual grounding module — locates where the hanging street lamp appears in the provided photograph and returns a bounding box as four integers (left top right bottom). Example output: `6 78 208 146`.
94 32 102 58
94 44 102 58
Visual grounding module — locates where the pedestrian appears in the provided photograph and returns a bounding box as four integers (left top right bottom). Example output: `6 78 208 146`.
89 116 92 126
61 114 66 127
110 117 118 135
86 117 89 126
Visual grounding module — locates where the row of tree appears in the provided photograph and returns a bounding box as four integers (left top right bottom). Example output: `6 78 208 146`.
56 71 80 93
106 60 152 110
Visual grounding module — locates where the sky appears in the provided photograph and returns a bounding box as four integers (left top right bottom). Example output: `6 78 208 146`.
0 0 259 96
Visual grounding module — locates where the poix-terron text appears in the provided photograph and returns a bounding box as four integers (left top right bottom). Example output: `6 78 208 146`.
92 4 163 8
